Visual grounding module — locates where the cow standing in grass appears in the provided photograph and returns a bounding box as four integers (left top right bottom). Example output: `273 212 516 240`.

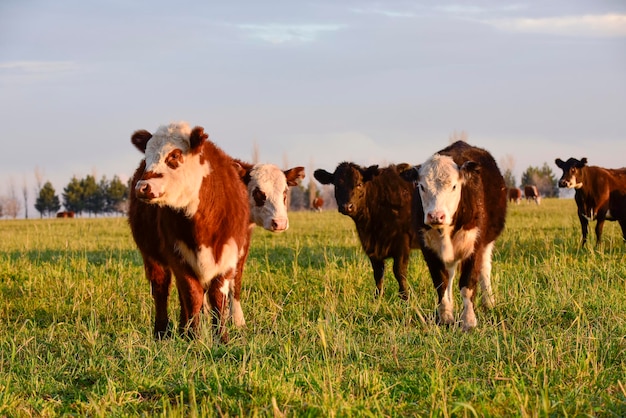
128 122 250 343
555 157 626 247
314 163 419 300
400 141 507 331
508 188 522 205
524 185 541 205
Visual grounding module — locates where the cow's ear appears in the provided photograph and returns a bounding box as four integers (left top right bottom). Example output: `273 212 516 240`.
190 126 208 151
285 166 305 186
314 169 334 185
233 160 253 185
555 158 564 168
579 158 588 167
460 161 480 180
131 130 152 153
398 164 420 183
362 165 380 182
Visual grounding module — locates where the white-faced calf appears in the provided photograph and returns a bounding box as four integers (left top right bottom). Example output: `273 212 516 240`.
400 141 507 331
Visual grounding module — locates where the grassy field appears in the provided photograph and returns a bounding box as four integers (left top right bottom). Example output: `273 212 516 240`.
1 198 625 417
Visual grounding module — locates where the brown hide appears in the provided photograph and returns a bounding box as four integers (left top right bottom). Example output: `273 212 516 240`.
556 157 626 246
129 131 250 343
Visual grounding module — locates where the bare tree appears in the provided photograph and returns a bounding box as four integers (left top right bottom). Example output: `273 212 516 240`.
4 179 21 219
308 157 316 209
499 154 517 188
449 130 469 144
34 166 44 192
23 176 29 219
252 140 260 164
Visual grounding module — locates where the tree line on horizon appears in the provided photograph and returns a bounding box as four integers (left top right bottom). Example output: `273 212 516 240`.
1 159 559 219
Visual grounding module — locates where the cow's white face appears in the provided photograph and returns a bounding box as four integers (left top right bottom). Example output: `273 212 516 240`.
248 164 292 232
133 122 210 217
417 154 464 228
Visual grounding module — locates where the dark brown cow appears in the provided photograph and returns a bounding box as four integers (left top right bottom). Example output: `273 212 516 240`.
508 188 522 205
56 211 75 218
555 157 626 247
314 163 419 299
400 141 507 331
128 122 250 343
311 197 324 211
524 185 541 205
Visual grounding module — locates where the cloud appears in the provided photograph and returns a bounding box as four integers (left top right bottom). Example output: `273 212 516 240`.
350 7 416 18
236 23 346 44
0 61 78 74
485 13 626 37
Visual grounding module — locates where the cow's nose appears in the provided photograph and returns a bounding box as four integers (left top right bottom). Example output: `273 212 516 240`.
343 203 354 213
426 211 446 225
271 218 288 232
558 180 567 188
135 182 152 200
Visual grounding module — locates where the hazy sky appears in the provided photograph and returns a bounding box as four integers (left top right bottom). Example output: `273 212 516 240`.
1 0 625 214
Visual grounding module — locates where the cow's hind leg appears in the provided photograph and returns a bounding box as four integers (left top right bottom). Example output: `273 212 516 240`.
370 258 385 298
206 274 231 343
176 274 204 339
392 253 410 300
478 242 496 309
145 259 172 339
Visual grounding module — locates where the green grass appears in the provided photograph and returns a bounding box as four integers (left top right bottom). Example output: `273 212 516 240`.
1 199 625 416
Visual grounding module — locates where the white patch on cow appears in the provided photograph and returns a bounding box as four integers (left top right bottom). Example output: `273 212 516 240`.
423 227 478 265
479 241 496 309
175 238 239 288
231 299 245 327
248 164 290 231
460 287 477 331
139 122 211 217
438 263 457 325
418 154 464 228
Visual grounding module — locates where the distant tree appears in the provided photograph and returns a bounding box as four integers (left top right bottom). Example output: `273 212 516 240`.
499 154 516 188
106 175 129 215
35 181 61 218
63 176 85 216
82 175 103 217
521 163 558 197
289 184 307 211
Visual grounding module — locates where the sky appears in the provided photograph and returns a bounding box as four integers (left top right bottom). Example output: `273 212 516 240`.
1 0 625 216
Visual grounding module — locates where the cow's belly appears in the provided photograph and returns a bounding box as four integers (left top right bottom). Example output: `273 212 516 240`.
423 227 478 265
175 238 240 287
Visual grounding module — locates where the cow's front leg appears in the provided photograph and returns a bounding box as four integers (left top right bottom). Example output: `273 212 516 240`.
392 253 409 300
578 212 589 246
459 257 478 331
145 260 172 339
594 217 606 247
423 249 454 325
370 258 385 298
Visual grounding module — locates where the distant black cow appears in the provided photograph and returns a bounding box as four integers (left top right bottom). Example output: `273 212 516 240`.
314 163 420 299
555 157 626 247
524 185 541 205
400 141 507 331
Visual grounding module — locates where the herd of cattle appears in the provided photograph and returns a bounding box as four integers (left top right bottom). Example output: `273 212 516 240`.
127 122 626 342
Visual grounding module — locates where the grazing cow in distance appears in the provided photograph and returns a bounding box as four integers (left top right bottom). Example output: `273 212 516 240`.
234 159 305 231
508 188 522 205
524 185 541 205
314 163 420 300
128 122 250 343
400 141 507 331
555 157 626 247
56 211 75 218
311 197 324 211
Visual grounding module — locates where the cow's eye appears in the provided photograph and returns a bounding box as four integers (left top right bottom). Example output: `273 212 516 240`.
166 150 183 168
452 184 457 191
357 183 363 188
419 184 425 192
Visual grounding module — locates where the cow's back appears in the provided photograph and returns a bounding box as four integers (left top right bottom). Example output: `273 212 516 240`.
358 166 419 257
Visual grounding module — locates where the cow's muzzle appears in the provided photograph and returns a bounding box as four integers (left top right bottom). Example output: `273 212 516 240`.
135 181 157 201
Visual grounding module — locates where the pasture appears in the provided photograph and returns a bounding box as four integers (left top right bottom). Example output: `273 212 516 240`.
0 198 625 416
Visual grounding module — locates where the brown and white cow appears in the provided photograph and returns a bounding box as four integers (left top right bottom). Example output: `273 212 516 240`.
314 163 420 300
128 122 250 343
234 159 305 231
555 157 626 247
508 188 522 205
400 141 507 331
311 197 324 212
524 185 541 205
